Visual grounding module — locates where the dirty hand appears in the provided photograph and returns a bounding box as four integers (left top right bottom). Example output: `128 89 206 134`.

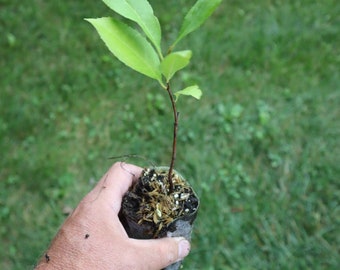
35 162 190 270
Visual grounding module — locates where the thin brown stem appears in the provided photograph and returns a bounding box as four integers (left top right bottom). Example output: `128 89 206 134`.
166 82 178 194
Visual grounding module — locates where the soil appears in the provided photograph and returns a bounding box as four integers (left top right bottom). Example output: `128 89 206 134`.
119 167 199 239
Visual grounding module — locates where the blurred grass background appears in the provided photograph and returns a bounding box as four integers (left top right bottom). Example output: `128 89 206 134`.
1 0 339 269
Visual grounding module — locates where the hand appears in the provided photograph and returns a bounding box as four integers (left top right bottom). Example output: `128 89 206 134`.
35 162 190 270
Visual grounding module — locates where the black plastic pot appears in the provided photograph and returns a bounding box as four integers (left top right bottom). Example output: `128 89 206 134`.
119 167 199 270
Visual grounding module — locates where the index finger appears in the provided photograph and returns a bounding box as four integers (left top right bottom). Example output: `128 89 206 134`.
86 162 143 212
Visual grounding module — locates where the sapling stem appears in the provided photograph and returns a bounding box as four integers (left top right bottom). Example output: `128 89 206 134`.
166 82 178 194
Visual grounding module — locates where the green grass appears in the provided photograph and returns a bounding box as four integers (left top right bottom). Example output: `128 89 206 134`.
1 0 339 269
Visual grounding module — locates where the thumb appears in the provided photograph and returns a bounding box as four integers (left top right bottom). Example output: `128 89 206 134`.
130 237 191 270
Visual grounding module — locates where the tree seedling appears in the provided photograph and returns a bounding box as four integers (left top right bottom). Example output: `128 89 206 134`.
86 0 221 268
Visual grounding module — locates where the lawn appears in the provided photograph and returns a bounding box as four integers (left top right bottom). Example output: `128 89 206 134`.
0 0 339 269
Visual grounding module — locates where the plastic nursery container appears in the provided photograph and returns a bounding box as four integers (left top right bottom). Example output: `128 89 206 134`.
119 167 199 270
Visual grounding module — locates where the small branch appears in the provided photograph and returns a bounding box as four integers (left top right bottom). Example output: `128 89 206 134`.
166 82 178 194
167 45 174 55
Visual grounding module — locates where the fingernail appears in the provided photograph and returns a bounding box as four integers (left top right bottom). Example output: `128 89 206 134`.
178 239 191 259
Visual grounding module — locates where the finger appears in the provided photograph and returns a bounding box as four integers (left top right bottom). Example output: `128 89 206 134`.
102 162 142 197
85 162 143 212
130 237 191 269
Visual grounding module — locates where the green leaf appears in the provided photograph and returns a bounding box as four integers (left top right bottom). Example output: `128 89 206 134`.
102 0 162 55
173 0 222 47
174 85 203 101
86 17 161 81
161 50 192 82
